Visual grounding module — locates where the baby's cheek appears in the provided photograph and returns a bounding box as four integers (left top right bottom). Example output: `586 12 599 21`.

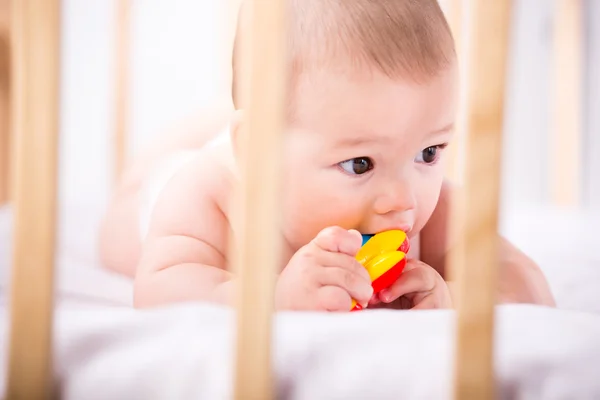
281 190 360 249
280 188 320 244
414 178 444 231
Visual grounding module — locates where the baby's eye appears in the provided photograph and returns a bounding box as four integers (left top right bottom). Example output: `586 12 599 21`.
415 145 444 164
339 157 374 175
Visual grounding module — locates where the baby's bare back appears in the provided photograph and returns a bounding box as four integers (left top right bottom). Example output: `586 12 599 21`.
99 106 233 278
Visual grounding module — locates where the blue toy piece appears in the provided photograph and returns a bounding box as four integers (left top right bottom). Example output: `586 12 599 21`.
361 234 374 247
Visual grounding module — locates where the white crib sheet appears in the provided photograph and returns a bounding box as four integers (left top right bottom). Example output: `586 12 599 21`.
0 304 597 399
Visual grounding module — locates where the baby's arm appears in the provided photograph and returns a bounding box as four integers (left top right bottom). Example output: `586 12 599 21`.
133 153 235 308
420 180 556 306
133 151 374 311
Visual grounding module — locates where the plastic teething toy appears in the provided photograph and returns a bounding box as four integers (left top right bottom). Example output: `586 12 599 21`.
350 230 410 311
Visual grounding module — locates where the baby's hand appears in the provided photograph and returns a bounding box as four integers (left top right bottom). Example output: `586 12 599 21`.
275 227 373 311
376 259 452 309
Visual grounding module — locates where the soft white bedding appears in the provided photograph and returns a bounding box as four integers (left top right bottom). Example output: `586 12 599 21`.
0 304 597 399
1 203 599 398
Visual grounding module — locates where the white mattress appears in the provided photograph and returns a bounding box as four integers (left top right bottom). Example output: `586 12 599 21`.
1 203 599 398
0 304 596 399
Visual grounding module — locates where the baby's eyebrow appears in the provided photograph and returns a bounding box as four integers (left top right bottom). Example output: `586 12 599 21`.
336 135 386 147
336 123 454 147
430 122 455 135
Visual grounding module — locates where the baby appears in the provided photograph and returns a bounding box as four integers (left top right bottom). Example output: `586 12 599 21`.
100 0 555 310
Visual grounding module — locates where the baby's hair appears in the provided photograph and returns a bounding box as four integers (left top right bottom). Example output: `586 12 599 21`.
232 0 456 112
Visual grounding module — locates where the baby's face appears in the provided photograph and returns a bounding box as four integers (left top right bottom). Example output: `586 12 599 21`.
279 62 458 252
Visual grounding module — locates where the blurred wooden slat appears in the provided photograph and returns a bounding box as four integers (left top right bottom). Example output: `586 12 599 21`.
113 0 130 182
552 0 582 206
0 33 8 204
0 0 9 204
7 0 61 398
0 0 8 33
451 1 512 399
230 0 286 399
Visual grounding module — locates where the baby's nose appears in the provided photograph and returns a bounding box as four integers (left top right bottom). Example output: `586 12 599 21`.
373 180 416 215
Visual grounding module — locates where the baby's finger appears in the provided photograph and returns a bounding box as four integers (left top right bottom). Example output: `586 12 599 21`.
316 250 371 284
411 292 438 310
312 226 363 256
369 293 381 306
412 286 453 309
317 266 373 306
378 261 436 303
317 285 352 312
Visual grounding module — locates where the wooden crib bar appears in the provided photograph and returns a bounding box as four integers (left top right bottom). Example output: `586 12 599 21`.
230 0 286 399
6 0 61 398
451 1 512 398
0 0 8 205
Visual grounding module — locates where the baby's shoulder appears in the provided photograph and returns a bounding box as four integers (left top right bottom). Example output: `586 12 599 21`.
172 134 237 208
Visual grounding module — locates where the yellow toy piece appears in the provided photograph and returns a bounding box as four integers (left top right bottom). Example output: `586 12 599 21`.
350 230 409 311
